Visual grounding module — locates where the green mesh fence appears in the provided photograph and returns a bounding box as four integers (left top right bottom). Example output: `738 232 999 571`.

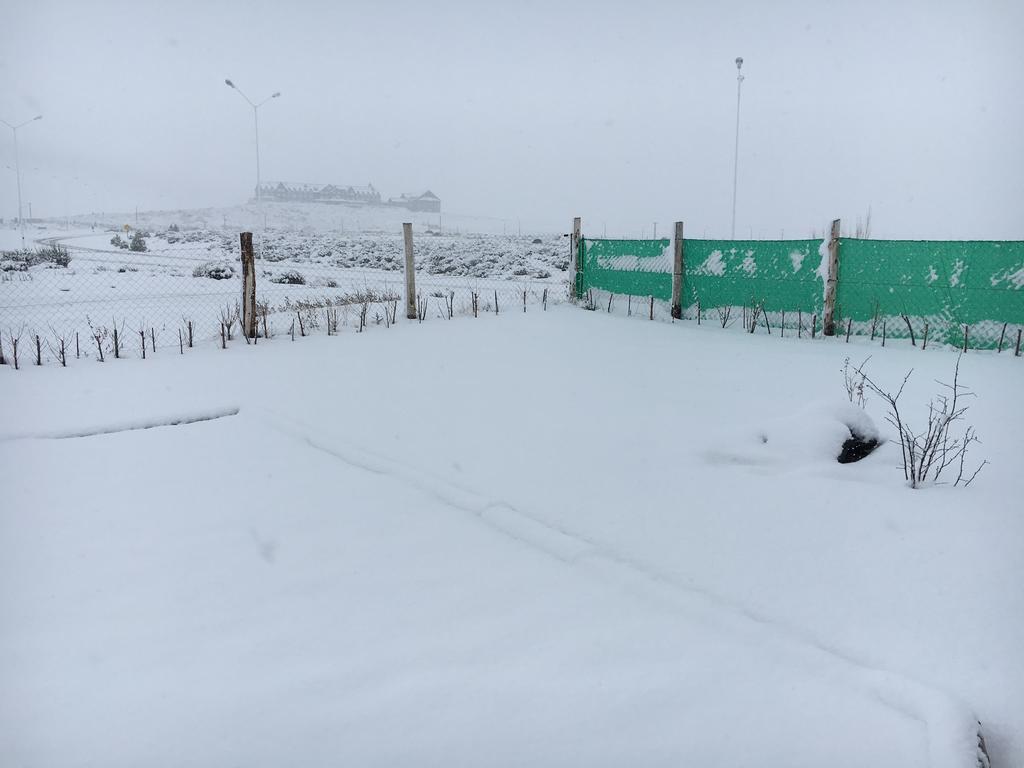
577 238 671 301
575 234 1023 350
836 239 1024 349
684 239 824 317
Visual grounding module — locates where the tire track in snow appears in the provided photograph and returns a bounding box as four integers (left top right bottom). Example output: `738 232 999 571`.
262 408 985 768
0 407 240 441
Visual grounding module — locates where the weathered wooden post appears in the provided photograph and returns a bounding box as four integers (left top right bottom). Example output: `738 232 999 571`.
403 222 416 320
570 216 582 301
823 218 841 336
671 221 684 319
239 232 256 338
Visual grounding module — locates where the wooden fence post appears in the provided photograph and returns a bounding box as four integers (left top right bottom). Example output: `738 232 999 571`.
671 221 684 319
403 222 416 320
570 216 582 301
823 218 841 336
239 232 256 339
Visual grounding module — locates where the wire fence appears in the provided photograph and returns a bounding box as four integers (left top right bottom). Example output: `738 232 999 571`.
0 225 569 366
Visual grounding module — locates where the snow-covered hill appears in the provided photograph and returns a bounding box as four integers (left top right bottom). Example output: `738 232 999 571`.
58 201 554 237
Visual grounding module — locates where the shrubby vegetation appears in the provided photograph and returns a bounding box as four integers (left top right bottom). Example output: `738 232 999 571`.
192 261 236 280
269 269 306 285
0 244 72 271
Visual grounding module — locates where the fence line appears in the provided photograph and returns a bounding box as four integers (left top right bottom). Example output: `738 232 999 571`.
572 217 1024 353
0 224 565 368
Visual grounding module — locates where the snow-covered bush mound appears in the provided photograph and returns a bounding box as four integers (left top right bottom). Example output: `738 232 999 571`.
192 261 236 280
705 401 881 468
269 269 306 285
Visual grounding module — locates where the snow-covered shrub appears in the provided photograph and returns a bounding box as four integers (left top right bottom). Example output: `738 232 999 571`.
308 276 338 289
1 256 28 272
129 232 147 252
0 245 71 270
270 270 306 285
39 244 71 267
192 261 236 280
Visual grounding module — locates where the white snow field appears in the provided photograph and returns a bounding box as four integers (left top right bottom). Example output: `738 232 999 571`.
1 307 1021 767
0 220 567 354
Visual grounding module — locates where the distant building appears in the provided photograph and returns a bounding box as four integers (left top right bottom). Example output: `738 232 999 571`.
255 182 441 213
386 190 441 213
256 182 382 205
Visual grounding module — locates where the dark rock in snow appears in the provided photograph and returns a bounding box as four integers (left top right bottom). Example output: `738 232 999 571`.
837 428 879 464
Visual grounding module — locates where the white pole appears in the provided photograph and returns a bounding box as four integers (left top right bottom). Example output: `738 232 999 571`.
2 116 42 249
253 105 261 202
731 57 744 239
13 127 24 247
225 81 278 205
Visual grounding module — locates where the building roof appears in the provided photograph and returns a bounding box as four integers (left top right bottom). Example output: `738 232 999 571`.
388 190 441 202
260 182 378 194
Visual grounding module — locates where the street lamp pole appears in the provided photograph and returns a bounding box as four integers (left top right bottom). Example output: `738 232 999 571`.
731 57 744 239
225 79 280 202
1 114 43 248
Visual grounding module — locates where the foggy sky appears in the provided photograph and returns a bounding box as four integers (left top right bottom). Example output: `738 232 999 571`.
2 0 1022 238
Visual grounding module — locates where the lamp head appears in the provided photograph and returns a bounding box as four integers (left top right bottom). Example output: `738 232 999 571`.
735 57 743 69
271 92 281 98
225 79 235 88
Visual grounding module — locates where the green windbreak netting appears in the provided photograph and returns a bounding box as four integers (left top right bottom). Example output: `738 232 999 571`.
683 239 825 317
577 238 672 300
575 233 1023 349
836 239 1024 349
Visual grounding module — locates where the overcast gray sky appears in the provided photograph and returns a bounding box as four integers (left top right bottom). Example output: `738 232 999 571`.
2 0 1022 237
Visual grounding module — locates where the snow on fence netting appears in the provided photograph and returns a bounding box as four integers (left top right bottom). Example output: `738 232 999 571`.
576 238 673 301
0 228 565 365
837 239 1024 349
576 234 1024 350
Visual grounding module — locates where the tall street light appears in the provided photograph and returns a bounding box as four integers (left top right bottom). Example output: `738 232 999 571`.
731 57 744 239
224 79 280 202
1 114 43 248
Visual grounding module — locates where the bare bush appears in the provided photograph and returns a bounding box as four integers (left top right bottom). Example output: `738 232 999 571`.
747 298 766 333
219 303 238 340
47 327 69 367
857 355 987 488
717 305 735 329
87 317 107 362
9 328 23 369
326 308 340 335
842 356 870 409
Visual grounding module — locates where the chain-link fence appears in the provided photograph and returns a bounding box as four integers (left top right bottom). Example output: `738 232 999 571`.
0 224 569 366
248 229 566 338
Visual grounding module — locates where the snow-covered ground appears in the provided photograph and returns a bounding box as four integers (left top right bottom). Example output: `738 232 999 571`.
56 199 541 237
1 307 1021 766
0 219 568 354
